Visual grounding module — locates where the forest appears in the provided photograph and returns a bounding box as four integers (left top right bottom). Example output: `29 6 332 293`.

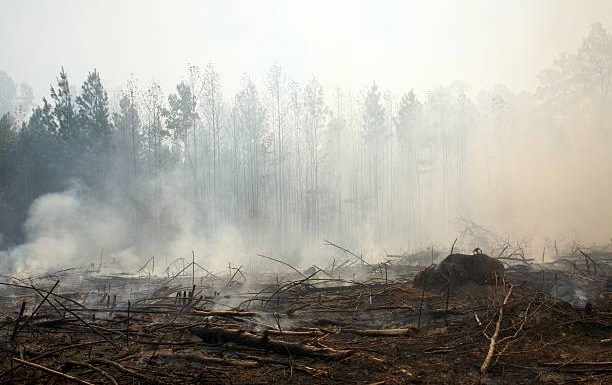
1 23 612 273
0 2 611 384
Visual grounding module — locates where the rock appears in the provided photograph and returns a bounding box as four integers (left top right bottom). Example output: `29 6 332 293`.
413 252 504 288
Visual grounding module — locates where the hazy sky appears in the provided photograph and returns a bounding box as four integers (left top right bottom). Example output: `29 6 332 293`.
2 0 612 99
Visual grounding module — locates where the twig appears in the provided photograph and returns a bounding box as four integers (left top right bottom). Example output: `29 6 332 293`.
0 340 107 378
257 254 306 278
226 265 245 289
274 313 293 377
126 300 130 346
417 281 426 329
10 300 26 341
25 280 60 322
54 299 119 349
12 358 94 385
450 238 458 255
0 282 86 309
65 361 119 385
445 284 451 326
480 283 514 381
91 358 163 384
324 239 371 266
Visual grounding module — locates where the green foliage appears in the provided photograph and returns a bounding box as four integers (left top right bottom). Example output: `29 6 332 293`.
76 69 112 150
50 67 78 142
0 113 15 156
362 82 386 143
165 82 195 144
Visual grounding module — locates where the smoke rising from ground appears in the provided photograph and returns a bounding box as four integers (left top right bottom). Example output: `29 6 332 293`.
1 13 611 276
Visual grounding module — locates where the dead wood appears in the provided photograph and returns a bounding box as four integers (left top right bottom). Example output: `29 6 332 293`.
480 283 514 381
342 327 417 336
54 299 120 349
324 239 371 266
64 360 119 385
90 358 163 384
154 352 259 367
1 249 610 384
12 357 95 385
257 253 308 278
10 300 26 341
21 279 60 329
190 326 353 360
192 309 263 317
414 252 505 288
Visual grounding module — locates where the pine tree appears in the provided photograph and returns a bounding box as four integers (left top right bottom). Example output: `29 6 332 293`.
0 71 17 116
165 82 195 160
76 69 112 151
50 67 77 142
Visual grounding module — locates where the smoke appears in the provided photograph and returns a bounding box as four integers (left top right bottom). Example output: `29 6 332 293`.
471 98 612 253
0 172 260 277
0 183 130 275
2 104 611 276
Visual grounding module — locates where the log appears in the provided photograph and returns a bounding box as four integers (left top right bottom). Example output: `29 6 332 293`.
190 326 353 360
342 327 416 336
192 309 263 317
267 329 325 337
154 353 259 368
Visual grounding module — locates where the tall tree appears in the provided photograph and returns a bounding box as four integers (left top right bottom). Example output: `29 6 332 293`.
361 82 386 237
233 77 267 224
76 70 112 150
50 67 77 142
202 63 223 202
266 64 288 237
0 71 16 116
0 113 15 180
395 90 422 237
113 80 141 195
539 23 612 131
15 83 34 125
142 81 166 172
303 76 326 236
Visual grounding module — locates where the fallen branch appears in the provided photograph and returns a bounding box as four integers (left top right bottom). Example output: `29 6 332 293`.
90 358 162 384
324 239 371 266
154 353 259 368
190 326 353 360
257 254 307 278
480 283 514 381
54 299 120 349
192 309 262 317
342 327 416 337
64 361 119 385
10 300 27 341
12 358 94 385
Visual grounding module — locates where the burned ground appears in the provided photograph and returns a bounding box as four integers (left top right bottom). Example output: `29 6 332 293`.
0 251 610 384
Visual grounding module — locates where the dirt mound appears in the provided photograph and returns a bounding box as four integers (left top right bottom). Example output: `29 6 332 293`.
414 252 504 288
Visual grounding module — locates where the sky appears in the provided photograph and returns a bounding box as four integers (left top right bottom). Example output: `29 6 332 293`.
1 0 612 99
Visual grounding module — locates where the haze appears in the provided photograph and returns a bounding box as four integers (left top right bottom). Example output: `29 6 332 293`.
1 0 611 274
2 0 612 97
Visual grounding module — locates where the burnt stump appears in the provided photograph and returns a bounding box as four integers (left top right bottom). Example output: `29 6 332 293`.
413 252 504 288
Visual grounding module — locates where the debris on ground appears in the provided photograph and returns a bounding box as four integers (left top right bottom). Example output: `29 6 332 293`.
0 247 610 384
